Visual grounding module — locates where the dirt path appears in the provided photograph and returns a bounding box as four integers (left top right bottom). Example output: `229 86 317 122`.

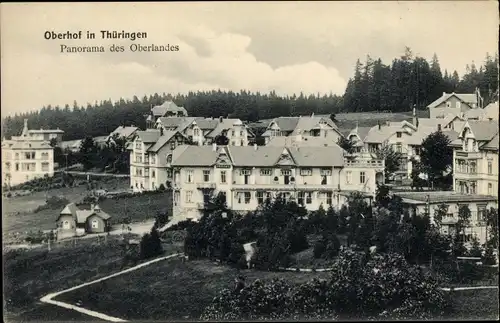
40 253 183 322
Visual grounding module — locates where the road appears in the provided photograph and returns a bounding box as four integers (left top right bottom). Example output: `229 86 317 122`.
54 170 129 178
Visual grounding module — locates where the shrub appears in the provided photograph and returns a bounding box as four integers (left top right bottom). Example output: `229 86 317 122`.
158 184 166 191
482 246 496 265
139 227 163 259
313 239 327 259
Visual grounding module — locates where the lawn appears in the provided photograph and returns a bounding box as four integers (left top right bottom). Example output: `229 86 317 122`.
56 257 332 321
2 190 171 244
3 235 183 322
55 256 498 321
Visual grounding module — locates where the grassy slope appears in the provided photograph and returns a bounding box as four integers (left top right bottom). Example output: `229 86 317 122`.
57 256 498 321
3 237 182 322
56 258 331 321
3 190 171 244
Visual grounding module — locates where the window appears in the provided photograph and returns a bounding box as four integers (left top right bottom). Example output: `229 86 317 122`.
470 182 477 194
326 192 333 205
166 154 172 163
15 153 19 160
488 161 493 174
488 183 493 195
144 168 149 177
257 191 264 204
194 128 200 136
151 154 156 164
469 161 477 174
24 152 35 159
185 191 193 203
297 192 305 205
456 102 461 109
360 172 366 184
446 102 451 108
5 162 11 171
41 162 49 172
477 206 486 222
220 171 227 183
300 168 312 176
324 131 327 138
136 155 142 163
237 192 243 204
135 141 141 149
260 169 272 176
91 219 99 229
244 192 251 204
232 130 235 136
186 170 194 183
320 169 332 176
240 140 244 146
152 170 155 178
396 132 402 138
281 169 291 176
174 192 180 206
305 192 312 204
346 171 352 184
240 169 251 175
203 170 210 182
170 142 176 150
41 152 49 160
240 131 243 136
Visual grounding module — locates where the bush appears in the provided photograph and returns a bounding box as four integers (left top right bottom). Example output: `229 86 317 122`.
313 239 327 259
482 246 497 265
158 184 166 191
139 227 163 260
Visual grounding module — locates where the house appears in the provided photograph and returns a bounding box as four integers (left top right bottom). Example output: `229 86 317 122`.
60 139 83 153
482 101 498 121
346 111 459 181
427 89 483 119
166 144 385 221
107 125 138 142
129 128 190 192
261 115 343 145
56 203 112 239
1 119 57 187
155 116 250 147
396 191 497 245
149 100 188 122
449 120 499 198
25 127 64 147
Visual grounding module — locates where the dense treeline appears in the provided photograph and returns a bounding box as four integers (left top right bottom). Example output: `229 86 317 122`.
2 48 498 140
344 48 499 112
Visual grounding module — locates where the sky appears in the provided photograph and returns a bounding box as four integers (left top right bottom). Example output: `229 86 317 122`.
1 1 498 116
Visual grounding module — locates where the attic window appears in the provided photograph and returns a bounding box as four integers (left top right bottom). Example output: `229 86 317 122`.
396 132 402 138
446 102 451 108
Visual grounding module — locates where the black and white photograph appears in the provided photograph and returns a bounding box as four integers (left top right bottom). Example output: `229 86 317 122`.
1 1 499 322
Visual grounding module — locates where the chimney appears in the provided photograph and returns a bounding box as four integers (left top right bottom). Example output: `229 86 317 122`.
378 121 381 130
296 129 302 142
212 143 217 151
160 127 164 136
219 116 223 122
438 124 442 131
254 143 258 151
442 92 446 97
22 119 29 136
412 108 417 126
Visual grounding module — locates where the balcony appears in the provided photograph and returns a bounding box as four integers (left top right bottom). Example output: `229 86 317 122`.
345 159 384 168
455 150 481 159
196 182 216 189
231 182 335 192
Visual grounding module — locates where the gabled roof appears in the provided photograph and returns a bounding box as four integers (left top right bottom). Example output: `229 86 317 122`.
110 126 138 138
135 129 162 143
170 145 346 168
483 101 498 117
193 119 220 130
347 126 372 142
205 119 243 138
60 203 78 216
289 117 339 135
427 93 478 109
363 125 402 144
156 117 200 132
482 133 499 150
147 131 183 153
463 120 499 141
151 101 188 117
269 117 300 132
76 207 111 223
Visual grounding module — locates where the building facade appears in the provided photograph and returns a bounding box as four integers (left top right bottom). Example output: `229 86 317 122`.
450 120 499 198
427 90 482 119
129 129 190 192
397 191 497 245
261 115 343 145
167 144 385 220
2 119 58 187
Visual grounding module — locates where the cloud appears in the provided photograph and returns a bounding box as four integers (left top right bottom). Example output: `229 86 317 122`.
0 2 498 116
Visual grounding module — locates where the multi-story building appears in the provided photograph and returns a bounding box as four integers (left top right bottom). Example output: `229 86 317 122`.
397 191 497 245
347 112 458 181
146 100 188 127
261 115 343 145
155 116 250 146
24 127 64 147
129 128 190 192
450 120 498 198
1 119 57 187
167 144 385 220
427 89 483 119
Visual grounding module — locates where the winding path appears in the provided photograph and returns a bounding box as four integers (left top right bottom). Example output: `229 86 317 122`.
40 253 182 322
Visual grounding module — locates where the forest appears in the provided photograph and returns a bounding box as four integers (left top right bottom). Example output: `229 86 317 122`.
1 48 498 141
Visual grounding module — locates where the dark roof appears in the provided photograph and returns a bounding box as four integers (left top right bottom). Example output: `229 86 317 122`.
147 131 182 152
136 130 162 143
